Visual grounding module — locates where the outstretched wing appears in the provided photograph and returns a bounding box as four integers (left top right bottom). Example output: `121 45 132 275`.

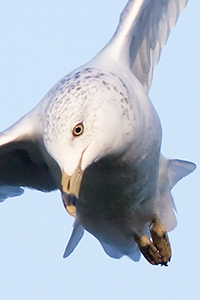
129 0 188 92
109 0 188 92
0 105 61 201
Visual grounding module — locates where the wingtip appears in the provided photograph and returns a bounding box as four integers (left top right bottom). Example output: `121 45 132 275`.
63 221 84 259
0 186 24 202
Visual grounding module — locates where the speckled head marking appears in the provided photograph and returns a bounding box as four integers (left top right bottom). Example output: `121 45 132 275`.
43 67 140 173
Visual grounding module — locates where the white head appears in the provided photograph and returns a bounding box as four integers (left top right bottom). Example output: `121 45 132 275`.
43 67 137 178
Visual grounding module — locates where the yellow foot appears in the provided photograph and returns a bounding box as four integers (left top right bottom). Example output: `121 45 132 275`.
135 220 171 266
150 220 171 266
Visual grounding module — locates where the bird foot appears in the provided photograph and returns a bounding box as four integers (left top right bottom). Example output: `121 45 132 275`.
135 220 171 266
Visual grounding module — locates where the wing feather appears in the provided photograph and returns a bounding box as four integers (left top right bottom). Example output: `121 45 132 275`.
0 104 61 199
0 186 24 202
0 138 61 193
109 0 188 92
128 0 188 91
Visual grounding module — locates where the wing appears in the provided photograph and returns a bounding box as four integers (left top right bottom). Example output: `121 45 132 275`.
107 0 188 92
128 0 188 92
0 104 61 201
0 186 24 202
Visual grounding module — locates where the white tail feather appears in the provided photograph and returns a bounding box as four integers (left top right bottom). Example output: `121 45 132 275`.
156 156 196 231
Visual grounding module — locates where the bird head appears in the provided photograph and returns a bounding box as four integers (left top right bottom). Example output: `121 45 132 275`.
43 68 139 217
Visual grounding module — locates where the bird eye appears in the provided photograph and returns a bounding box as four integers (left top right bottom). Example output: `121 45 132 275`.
72 122 84 136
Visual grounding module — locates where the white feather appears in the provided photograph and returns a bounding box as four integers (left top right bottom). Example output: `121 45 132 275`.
0 0 195 262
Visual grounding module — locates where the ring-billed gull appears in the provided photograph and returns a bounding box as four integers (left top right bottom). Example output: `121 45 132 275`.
0 0 196 265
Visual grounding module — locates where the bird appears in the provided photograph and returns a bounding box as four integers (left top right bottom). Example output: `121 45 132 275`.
0 0 196 266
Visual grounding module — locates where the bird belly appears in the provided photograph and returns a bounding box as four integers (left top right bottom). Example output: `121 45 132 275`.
77 148 160 249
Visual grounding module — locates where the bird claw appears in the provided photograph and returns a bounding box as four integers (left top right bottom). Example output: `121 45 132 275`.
135 220 171 266
150 220 171 266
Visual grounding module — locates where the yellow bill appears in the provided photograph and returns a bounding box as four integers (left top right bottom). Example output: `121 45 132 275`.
61 154 84 217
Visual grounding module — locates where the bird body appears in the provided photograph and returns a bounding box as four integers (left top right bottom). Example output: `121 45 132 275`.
0 0 195 265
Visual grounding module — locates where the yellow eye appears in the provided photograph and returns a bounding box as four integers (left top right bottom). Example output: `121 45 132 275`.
72 122 84 136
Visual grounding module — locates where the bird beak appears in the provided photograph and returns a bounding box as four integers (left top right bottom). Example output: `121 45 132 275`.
61 152 84 218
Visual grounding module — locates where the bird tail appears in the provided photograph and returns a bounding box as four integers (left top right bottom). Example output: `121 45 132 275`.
155 155 196 232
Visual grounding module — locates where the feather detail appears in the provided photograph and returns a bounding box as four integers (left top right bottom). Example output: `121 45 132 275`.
63 219 84 258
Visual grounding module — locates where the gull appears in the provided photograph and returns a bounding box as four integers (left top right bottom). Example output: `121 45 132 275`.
0 0 196 265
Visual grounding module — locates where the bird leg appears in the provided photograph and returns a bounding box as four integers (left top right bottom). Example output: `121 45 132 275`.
135 219 171 266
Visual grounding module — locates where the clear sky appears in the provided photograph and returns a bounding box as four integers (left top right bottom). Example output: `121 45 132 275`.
0 1 199 299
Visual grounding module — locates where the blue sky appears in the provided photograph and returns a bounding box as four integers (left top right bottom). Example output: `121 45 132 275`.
0 1 199 299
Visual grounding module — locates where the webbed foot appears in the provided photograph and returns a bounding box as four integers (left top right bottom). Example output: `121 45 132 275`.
135 219 171 266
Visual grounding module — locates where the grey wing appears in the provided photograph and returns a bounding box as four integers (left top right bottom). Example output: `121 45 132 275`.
129 0 188 92
116 0 188 92
0 186 24 202
0 107 61 201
